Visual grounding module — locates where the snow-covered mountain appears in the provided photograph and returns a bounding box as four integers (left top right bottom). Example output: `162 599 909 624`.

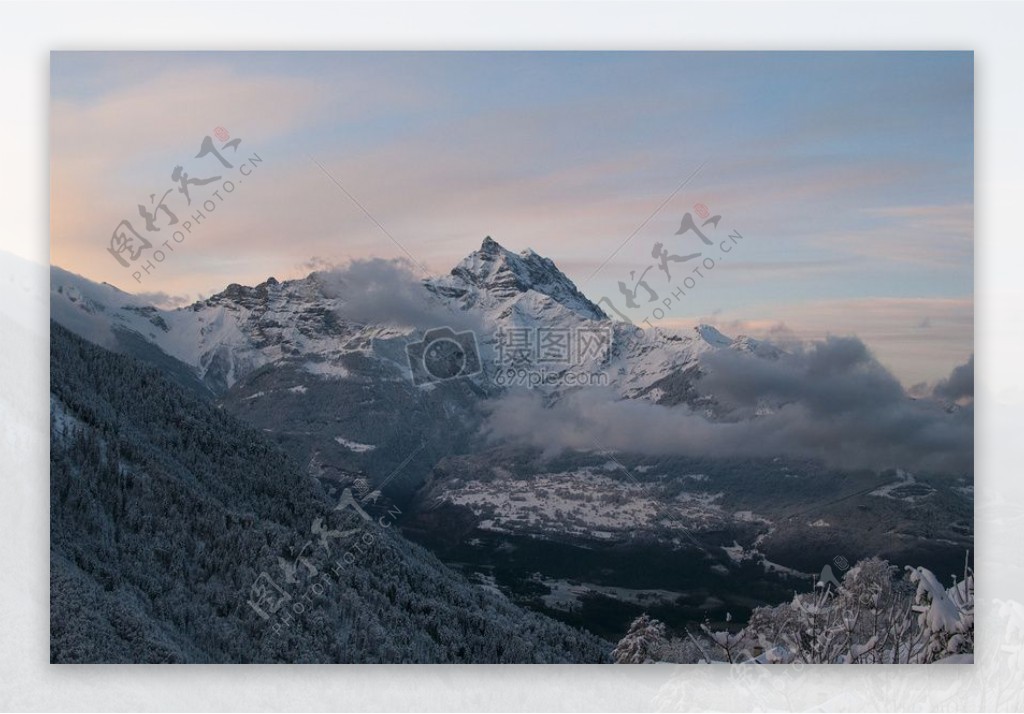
424 236 608 323
50 236 800 510
49 236 970 481
50 237 772 403
51 265 408 394
48 237 973 645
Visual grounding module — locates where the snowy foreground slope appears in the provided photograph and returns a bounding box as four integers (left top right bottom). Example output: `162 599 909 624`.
613 557 974 664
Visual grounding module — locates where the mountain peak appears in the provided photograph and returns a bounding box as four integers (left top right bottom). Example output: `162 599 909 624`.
691 323 782 359
477 235 534 261
694 324 733 348
426 237 607 321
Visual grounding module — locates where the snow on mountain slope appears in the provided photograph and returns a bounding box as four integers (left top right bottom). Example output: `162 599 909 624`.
51 237 775 401
425 236 608 324
694 324 733 349
51 266 410 393
51 265 162 349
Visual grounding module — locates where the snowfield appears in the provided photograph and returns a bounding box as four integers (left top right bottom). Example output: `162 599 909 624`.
437 467 728 541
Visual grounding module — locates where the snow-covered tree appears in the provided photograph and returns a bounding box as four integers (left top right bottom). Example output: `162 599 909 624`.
50 324 611 664
616 555 974 665
908 561 974 662
727 557 973 664
612 614 667 663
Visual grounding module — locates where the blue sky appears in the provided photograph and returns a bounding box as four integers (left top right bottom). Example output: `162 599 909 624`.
50 51 972 385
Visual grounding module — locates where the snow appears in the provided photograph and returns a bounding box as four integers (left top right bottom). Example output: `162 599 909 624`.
50 264 391 391
694 324 734 349
428 236 608 323
934 653 974 664
721 540 810 578
303 361 351 379
908 565 964 633
540 577 681 612
760 558 808 578
642 387 665 403
870 469 914 498
50 397 85 442
438 467 725 541
50 238 782 407
334 437 376 453
722 541 749 564
734 510 771 524
869 469 935 503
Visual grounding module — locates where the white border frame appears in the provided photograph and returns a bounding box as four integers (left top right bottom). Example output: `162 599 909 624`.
4 2 1018 710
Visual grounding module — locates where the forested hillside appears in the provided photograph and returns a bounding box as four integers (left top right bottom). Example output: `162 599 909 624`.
50 322 609 663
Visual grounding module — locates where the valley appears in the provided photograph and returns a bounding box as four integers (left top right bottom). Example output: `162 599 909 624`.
401 449 972 638
49 236 974 647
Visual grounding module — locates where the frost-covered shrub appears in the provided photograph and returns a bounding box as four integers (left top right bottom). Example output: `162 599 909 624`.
614 555 974 664
612 614 667 663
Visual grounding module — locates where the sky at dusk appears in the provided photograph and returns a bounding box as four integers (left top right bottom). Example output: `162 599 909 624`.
50 51 973 386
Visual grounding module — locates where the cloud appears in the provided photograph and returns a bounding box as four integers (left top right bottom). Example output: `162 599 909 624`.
663 296 974 387
933 354 974 402
133 290 193 309
316 257 483 334
699 335 903 410
483 335 972 474
301 256 338 273
48 53 972 401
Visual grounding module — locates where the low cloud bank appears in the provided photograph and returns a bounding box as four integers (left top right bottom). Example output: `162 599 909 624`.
319 258 482 334
484 336 973 474
933 354 974 402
